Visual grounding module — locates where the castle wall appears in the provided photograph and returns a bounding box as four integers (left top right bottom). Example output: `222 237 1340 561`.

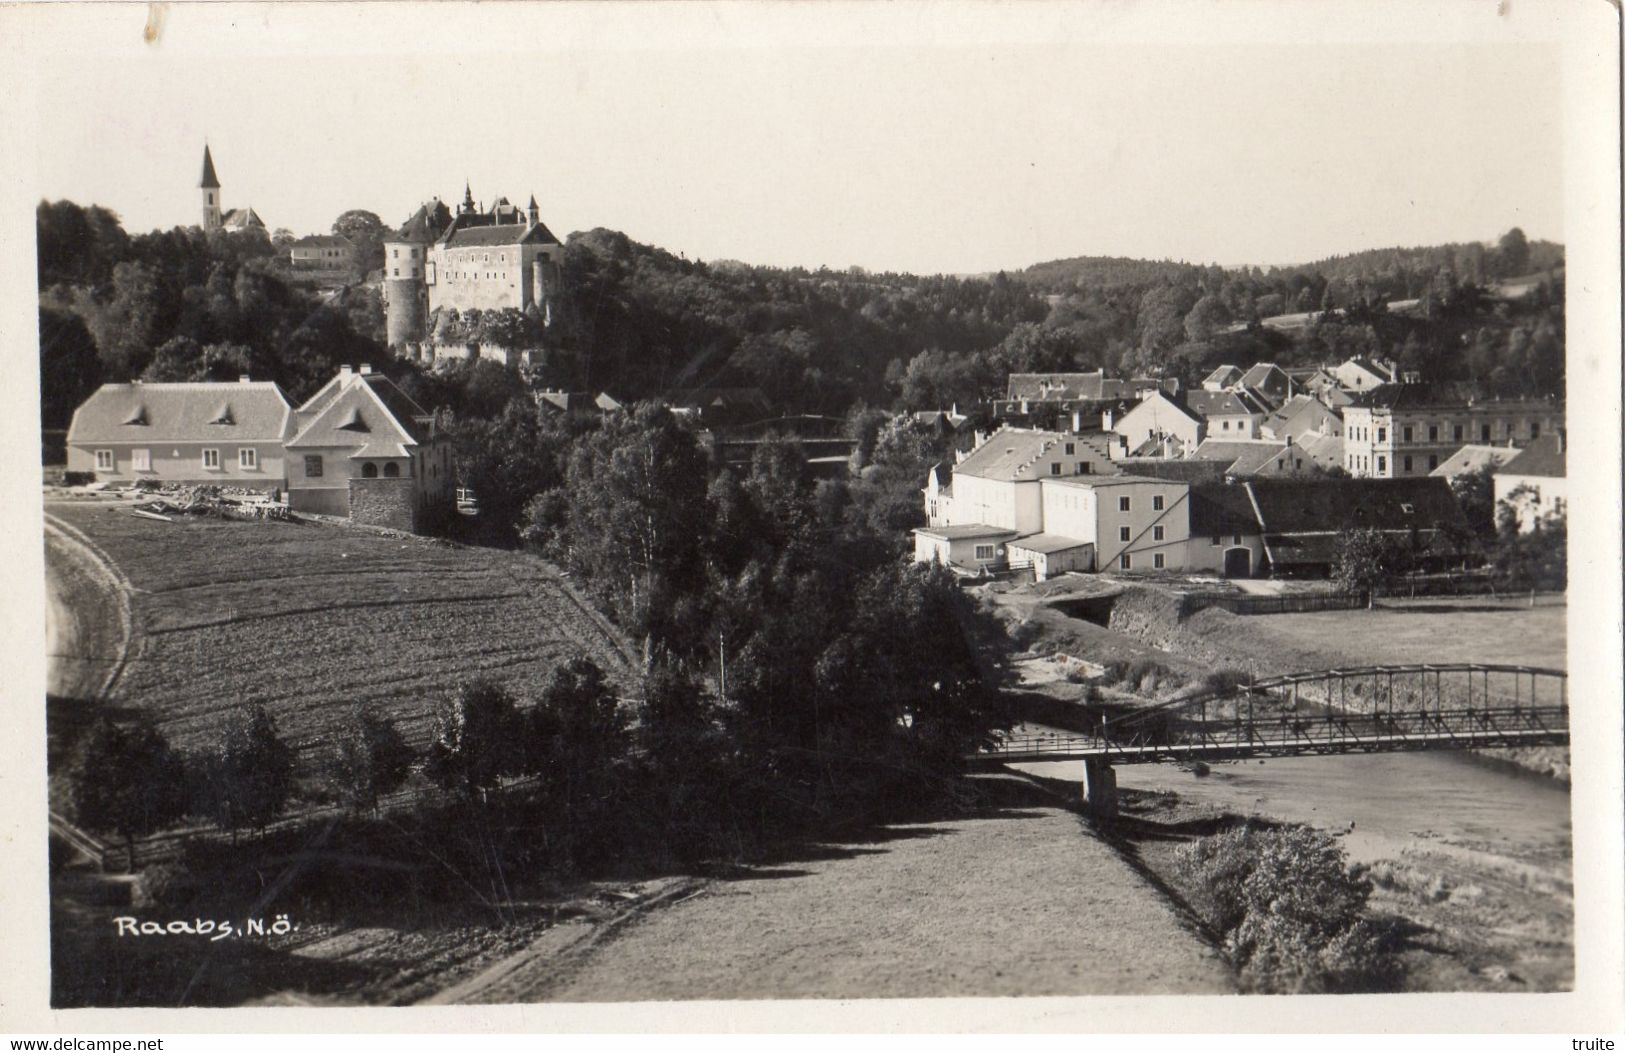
385 279 427 348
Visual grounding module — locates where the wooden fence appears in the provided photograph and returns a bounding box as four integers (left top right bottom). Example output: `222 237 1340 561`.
1182 591 1369 616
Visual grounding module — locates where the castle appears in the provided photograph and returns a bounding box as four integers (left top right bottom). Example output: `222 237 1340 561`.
382 183 564 357
198 145 266 233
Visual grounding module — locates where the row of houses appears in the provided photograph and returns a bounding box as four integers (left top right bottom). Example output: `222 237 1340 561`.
65 366 454 533
912 423 1564 582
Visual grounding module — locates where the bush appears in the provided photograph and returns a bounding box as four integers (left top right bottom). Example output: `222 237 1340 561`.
132 862 200 910
1176 823 1402 993
1199 668 1252 696
62 470 95 486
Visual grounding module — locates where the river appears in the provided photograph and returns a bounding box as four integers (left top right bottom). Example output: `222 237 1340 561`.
1012 743 1570 868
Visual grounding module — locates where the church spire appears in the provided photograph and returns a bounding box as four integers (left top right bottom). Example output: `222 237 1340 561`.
199 144 221 189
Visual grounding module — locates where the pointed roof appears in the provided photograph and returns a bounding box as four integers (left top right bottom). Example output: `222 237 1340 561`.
199 145 221 189
528 193 538 209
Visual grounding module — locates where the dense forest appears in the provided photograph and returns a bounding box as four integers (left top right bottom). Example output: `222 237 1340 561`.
38 199 1564 434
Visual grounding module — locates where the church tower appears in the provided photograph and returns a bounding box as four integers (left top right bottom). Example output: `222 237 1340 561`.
199 145 222 231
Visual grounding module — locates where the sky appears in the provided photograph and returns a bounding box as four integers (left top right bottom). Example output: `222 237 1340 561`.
25 2 1567 275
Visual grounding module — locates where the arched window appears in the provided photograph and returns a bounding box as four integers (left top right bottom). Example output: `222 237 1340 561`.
362 462 378 478
383 462 400 478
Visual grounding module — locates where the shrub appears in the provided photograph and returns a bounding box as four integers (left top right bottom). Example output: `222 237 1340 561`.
330 705 416 813
68 716 189 870
195 705 296 835
132 862 200 910
1199 668 1252 696
1176 823 1401 993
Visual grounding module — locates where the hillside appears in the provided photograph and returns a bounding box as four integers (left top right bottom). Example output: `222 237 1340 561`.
44 498 638 766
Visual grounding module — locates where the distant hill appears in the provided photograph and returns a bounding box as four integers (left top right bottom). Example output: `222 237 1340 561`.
1019 255 1207 290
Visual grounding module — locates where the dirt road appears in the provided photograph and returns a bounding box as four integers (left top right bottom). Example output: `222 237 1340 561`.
43 509 131 702
449 775 1232 1002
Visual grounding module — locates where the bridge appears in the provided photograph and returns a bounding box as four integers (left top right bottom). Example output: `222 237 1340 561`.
970 663 1568 814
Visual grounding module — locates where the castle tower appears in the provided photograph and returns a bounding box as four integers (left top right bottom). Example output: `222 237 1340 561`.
383 201 440 353
199 145 222 231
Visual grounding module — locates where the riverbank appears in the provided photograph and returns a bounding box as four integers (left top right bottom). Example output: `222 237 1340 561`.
1011 752 1574 993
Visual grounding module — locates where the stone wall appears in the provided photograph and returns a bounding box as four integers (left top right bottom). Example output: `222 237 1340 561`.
348 477 417 532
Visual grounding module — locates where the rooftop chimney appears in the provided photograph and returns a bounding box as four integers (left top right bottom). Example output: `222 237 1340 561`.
239 375 251 384
359 364 373 375
340 365 353 377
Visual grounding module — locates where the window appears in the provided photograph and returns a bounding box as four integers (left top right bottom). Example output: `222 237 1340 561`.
1118 496 1131 512
1428 425 1438 442
1153 553 1166 569
1152 495 1164 511
1119 553 1132 570
304 455 323 478
1211 535 1221 547
1377 427 1387 442
1233 534 1242 545
973 544 995 561
1403 455 1413 473
1152 525 1165 541
1399 503 1415 514
1481 423 1491 441
1222 420 1230 431
1428 454 1438 470
239 448 257 470
1050 463 1061 476
1376 455 1387 473
1064 442 1075 454
1402 426 1413 442
362 462 379 479
202 448 221 470
392 268 399 277
1454 424 1463 441
95 449 114 471
1530 421 1540 439
1075 462 1090 475
132 449 151 472
392 249 399 259
383 462 400 478
1119 526 1131 542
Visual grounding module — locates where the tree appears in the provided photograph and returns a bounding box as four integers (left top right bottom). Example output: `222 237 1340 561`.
1448 463 1498 541
199 705 296 835
1331 527 1395 607
1496 227 1530 278
39 306 101 429
271 228 296 250
330 706 415 813
425 678 523 798
558 403 712 660
332 209 387 275
68 717 189 870
1183 294 1230 343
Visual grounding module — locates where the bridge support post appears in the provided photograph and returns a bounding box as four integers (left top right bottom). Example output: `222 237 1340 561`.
1081 758 1118 817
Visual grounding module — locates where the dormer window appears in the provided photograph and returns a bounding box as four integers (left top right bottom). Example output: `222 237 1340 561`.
336 407 370 432
210 404 234 425
123 406 148 426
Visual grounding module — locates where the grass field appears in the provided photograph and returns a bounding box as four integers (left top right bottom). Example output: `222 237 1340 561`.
45 499 638 763
1182 596 1566 675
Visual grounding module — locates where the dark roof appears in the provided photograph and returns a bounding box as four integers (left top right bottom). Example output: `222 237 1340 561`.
1189 482 1260 535
913 524 1021 541
1246 477 1466 535
291 234 353 249
199 145 220 189
1342 357 1393 380
440 222 560 248
1348 382 1562 411
392 202 445 245
1006 372 1107 401
287 372 431 453
1183 389 1267 418
68 381 291 444
1498 433 1565 478
1114 458 1229 484
1241 363 1288 390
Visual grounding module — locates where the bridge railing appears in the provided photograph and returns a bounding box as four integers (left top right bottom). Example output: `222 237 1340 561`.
987 663 1568 762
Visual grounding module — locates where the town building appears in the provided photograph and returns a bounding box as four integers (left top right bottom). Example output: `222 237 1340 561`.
1033 475 1192 574
1112 390 1204 455
287 234 356 287
1182 388 1269 439
1261 394 1342 444
1186 482 1264 578
283 365 454 531
197 145 265 233
1237 362 1294 408
1342 384 1564 478
1332 356 1394 393
66 377 292 488
1428 444 1520 481
1245 477 1470 577
1201 365 1243 391
1188 438 1317 479
1493 432 1566 531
